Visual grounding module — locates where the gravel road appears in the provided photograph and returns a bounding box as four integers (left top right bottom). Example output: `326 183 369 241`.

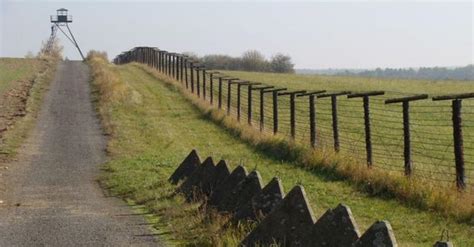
0 61 160 246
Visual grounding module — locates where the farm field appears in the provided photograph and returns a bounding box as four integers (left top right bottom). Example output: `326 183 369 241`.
92 57 474 246
201 70 474 191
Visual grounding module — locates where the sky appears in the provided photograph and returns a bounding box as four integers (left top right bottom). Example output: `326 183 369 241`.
0 0 473 69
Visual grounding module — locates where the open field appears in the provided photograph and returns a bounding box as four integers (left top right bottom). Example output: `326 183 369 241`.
0 58 55 159
199 70 474 191
0 58 44 94
90 56 474 246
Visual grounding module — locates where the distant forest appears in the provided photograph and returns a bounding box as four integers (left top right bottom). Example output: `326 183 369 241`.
298 65 474 81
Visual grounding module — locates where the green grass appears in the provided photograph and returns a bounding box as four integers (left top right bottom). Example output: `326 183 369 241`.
192 70 474 191
0 57 57 158
92 59 473 246
0 58 44 94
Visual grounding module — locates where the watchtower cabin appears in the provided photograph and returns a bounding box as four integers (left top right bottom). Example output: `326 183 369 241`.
50 8 72 23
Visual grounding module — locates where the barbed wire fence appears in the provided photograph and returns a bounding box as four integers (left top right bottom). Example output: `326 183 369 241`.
113 46 474 193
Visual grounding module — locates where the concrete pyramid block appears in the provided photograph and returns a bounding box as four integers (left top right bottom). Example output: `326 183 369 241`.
241 185 316 246
354 220 398 247
179 157 214 201
214 160 231 190
305 203 360 246
433 242 453 247
169 149 201 184
217 171 263 213
198 157 219 197
208 165 248 207
233 177 285 222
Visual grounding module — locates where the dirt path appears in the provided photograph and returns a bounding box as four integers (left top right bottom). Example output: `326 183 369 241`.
0 61 160 246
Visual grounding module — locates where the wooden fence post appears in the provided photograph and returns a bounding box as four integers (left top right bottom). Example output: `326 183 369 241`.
236 81 249 121
433 92 474 190
250 86 275 131
196 67 201 97
180 56 184 82
279 91 307 139
202 69 207 100
190 62 194 93
270 88 288 135
184 58 189 88
226 78 240 116
348 91 385 167
218 77 223 109
318 92 351 152
175 55 180 81
159 51 163 72
386 94 429 176
206 72 220 105
297 91 326 147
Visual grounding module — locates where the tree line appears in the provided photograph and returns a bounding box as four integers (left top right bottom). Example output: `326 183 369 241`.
336 65 474 81
184 50 295 73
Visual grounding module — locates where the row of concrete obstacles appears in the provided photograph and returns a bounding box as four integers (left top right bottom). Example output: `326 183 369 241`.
169 150 453 247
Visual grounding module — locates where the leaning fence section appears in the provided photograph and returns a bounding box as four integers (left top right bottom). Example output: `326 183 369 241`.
113 46 474 192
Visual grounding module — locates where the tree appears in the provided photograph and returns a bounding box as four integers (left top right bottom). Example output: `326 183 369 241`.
270 53 294 73
241 50 266 71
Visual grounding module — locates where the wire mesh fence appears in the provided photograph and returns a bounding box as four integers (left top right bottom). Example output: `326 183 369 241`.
114 47 474 193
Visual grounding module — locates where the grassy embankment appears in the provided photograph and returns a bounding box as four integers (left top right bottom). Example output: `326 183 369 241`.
0 57 58 160
88 55 473 246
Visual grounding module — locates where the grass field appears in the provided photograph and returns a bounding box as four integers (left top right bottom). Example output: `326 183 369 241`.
0 57 56 159
90 56 473 246
192 70 474 191
0 58 45 94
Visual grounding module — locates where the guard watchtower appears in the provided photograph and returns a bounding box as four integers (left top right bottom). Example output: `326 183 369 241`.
46 8 85 60
51 8 72 23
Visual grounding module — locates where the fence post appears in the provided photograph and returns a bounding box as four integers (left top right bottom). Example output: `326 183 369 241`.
180 56 184 82
279 91 307 139
202 69 207 100
168 53 172 76
206 72 220 105
175 55 180 81
273 91 278 134
251 86 275 131
260 89 265 131
452 100 464 189
271 89 290 135
297 91 326 147
161 51 168 72
237 83 242 121
154 49 158 69
248 84 252 125
226 78 240 115
347 91 385 167
310 95 316 147
190 62 194 93
218 77 223 109
433 93 474 190
172 54 176 79
318 92 351 152
184 58 189 88
171 54 175 77
386 94 429 176
164 53 168 75
196 67 201 97
159 51 163 72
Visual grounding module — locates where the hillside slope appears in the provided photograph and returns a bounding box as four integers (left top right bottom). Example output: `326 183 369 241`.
93 60 473 246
